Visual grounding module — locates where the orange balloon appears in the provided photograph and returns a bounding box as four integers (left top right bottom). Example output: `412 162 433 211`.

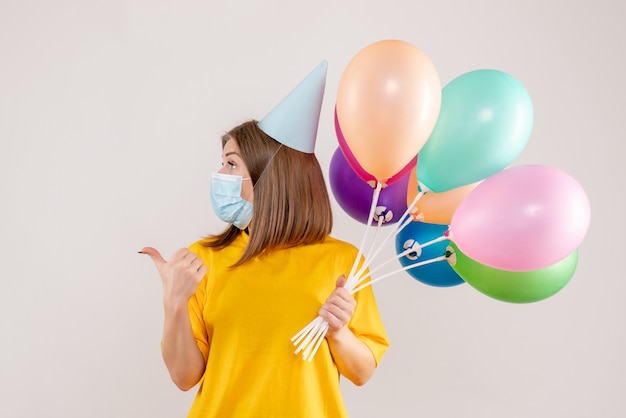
407 166 480 225
336 40 441 181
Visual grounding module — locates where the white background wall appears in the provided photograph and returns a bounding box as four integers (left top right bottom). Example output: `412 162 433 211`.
1 0 624 417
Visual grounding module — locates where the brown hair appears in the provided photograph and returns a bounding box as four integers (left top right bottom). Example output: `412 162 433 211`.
202 120 333 265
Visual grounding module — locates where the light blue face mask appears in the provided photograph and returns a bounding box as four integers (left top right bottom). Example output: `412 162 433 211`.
210 172 253 230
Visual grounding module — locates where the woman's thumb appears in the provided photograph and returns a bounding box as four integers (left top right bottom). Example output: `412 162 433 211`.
139 246 166 268
336 274 346 288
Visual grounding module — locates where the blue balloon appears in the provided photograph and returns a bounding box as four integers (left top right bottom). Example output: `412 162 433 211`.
395 221 465 287
417 69 534 192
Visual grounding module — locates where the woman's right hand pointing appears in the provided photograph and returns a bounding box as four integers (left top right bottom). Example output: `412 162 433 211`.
140 247 207 309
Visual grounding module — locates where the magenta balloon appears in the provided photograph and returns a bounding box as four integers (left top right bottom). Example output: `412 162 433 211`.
329 147 410 226
449 164 590 272
334 107 416 186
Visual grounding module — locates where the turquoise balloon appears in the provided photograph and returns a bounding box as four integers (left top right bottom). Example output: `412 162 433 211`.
417 69 534 192
448 243 578 303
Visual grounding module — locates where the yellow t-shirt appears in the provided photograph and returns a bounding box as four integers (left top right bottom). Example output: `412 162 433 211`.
186 233 389 418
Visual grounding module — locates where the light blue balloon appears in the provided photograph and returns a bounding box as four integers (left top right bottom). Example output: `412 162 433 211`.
417 69 533 193
395 221 465 288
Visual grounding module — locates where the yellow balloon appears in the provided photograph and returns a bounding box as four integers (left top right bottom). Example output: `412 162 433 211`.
407 166 480 225
337 40 441 180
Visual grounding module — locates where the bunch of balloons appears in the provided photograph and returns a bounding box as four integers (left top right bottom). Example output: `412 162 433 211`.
294 39 591 362
328 39 591 303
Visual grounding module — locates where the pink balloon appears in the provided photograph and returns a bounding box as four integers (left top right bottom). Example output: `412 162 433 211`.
449 164 590 272
334 107 416 186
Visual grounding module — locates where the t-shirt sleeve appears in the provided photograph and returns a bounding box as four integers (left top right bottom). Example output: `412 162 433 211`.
187 241 210 364
348 262 390 366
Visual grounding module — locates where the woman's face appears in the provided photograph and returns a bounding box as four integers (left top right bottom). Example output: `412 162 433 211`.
219 138 254 203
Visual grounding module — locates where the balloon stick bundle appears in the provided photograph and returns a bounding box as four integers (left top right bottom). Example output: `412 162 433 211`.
291 186 444 361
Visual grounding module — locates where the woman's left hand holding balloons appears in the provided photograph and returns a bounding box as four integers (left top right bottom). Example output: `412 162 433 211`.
318 275 356 334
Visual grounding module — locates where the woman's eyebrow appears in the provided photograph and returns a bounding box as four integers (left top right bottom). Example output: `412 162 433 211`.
224 151 241 158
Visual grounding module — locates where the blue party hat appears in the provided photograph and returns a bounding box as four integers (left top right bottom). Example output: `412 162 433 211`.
258 61 328 153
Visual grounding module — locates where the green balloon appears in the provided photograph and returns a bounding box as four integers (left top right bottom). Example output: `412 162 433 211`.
448 243 578 303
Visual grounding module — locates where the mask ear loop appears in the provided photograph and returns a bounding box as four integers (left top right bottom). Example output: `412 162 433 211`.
238 143 283 234
242 143 283 201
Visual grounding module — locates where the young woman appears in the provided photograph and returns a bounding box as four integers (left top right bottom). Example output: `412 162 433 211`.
141 63 389 417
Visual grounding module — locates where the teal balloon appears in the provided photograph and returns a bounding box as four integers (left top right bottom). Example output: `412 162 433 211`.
448 243 578 303
395 221 465 287
418 69 534 192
